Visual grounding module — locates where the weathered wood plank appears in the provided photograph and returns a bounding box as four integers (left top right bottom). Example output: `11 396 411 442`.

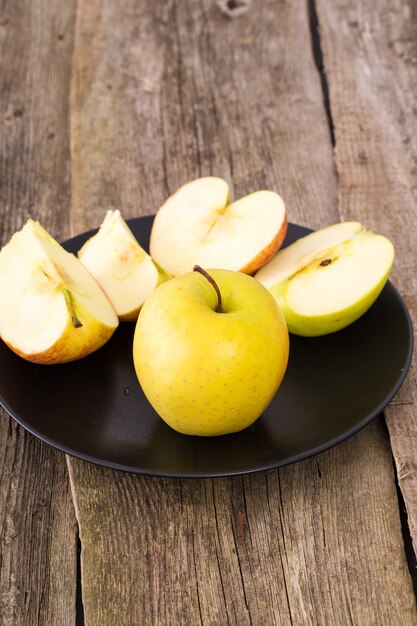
68 0 416 624
70 0 338 231
0 420 77 626
0 0 78 623
316 0 417 549
70 421 416 626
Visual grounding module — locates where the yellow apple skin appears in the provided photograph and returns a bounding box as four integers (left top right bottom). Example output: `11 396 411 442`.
133 269 289 436
0 219 119 364
258 224 395 337
271 266 392 337
4 299 117 364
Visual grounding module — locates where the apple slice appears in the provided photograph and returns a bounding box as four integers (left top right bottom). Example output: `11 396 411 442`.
149 177 287 276
78 210 169 321
255 222 394 336
0 220 119 364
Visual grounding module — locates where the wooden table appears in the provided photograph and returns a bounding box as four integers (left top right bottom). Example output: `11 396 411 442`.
1 0 416 624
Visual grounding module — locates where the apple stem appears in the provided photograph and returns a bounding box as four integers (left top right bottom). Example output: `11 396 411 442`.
193 265 222 312
63 288 83 328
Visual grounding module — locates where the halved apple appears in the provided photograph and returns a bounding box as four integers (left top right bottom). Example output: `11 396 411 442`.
78 210 169 322
0 220 119 364
255 222 394 336
149 177 287 276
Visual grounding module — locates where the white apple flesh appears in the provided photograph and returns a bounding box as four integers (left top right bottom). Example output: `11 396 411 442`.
133 268 289 436
150 177 287 276
255 222 394 336
78 210 169 321
0 220 119 363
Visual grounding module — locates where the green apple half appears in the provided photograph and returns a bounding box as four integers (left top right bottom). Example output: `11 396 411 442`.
78 210 169 321
150 177 287 277
0 220 119 363
255 222 394 336
133 267 289 436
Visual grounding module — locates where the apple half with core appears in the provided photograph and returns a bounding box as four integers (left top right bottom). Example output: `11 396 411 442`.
133 266 289 436
255 221 394 336
150 177 287 277
0 220 119 364
78 210 169 321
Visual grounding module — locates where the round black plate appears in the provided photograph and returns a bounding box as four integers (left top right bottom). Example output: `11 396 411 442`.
0 218 413 477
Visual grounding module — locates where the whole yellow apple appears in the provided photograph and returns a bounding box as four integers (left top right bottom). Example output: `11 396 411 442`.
133 267 289 436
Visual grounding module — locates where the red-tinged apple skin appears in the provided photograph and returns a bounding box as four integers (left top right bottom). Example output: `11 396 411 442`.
240 216 288 275
0 219 119 364
133 269 289 436
2 300 117 364
150 178 287 277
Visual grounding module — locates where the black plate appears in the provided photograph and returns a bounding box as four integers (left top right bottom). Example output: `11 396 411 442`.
0 218 413 477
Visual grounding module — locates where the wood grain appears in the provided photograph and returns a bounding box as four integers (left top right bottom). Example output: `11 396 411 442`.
0 421 77 626
0 0 77 623
69 0 338 232
316 0 417 550
68 0 416 624
69 421 417 626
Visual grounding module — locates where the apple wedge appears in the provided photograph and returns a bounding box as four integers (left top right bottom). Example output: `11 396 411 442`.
255 222 394 336
78 210 169 321
149 177 287 276
0 220 119 364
